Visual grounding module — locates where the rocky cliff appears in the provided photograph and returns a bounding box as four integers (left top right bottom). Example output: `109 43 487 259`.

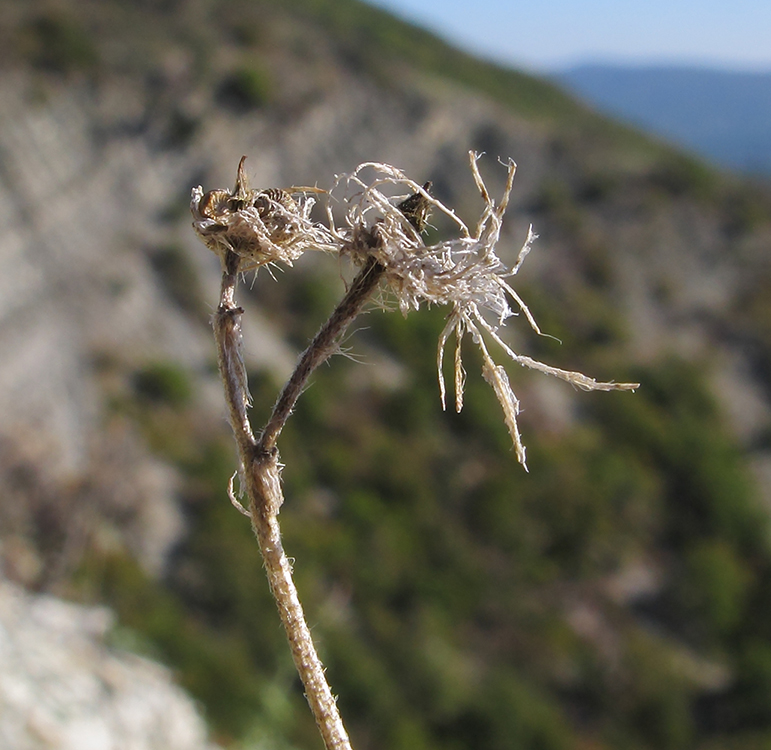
0 577 216 750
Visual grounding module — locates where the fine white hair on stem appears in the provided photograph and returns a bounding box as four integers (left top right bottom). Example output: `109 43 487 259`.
331 151 638 468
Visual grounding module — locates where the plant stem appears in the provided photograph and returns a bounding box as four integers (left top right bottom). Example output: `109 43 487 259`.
245 451 351 750
247 453 350 750
260 256 384 452
212 250 384 750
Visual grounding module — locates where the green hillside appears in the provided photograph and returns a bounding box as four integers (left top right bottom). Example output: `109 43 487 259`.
4 1 771 749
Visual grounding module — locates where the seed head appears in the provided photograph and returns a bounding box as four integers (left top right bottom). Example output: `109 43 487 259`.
330 153 638 469
191 156 337 272
192 153 638 469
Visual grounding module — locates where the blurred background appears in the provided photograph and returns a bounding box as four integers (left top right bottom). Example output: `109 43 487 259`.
1 1 770 749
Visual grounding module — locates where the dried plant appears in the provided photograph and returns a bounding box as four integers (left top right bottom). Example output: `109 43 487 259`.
191 152 638 750
191 156 337 273
327 153 638 468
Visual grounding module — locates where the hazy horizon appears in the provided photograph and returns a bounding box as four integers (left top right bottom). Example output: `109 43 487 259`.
363 0 771 74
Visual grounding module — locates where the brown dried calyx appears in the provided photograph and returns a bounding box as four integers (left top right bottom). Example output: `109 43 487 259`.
396 181 433 233
191 157 335 272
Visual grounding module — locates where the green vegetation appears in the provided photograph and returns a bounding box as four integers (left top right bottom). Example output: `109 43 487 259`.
77 273 771 750
22 12 99 75
148 243 208 322
216 63 272 112
285 0 607 125
648 153 722 202
132 361 194 408
80 549 266 741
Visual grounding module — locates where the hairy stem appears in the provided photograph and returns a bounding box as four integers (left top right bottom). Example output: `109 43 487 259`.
208 186 420 748
259 256 384 452
213 253 256 454
246 452 351 750
212 249 371 750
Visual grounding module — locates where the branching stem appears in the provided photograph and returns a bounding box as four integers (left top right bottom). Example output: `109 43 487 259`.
212 249 386 750
260 256 384 452
200 159 636 746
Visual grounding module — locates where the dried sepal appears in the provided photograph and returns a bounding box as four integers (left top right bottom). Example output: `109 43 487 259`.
453 322 466 414
473 312 637 392
437 313 467 413
333 152 638 468
396 181 434 232
191 156 337 273
481 361 526 467
437 315 453 411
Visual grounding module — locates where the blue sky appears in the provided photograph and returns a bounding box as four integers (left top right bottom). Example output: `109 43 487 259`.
364 0 771 72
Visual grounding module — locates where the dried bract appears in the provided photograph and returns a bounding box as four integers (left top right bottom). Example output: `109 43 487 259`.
191 156 337 272
331 152 638 469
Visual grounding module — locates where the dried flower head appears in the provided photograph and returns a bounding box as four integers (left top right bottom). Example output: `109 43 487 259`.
191 156 337 272
331 152 638 469
192 153 637 469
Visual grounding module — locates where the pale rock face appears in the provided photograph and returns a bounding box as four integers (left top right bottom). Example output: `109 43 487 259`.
0 576 218 750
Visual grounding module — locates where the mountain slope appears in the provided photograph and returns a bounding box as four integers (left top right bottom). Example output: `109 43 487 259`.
555 64 771 176
1 1 771 749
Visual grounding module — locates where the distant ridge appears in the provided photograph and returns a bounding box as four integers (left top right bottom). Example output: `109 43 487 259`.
554 64 771 176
